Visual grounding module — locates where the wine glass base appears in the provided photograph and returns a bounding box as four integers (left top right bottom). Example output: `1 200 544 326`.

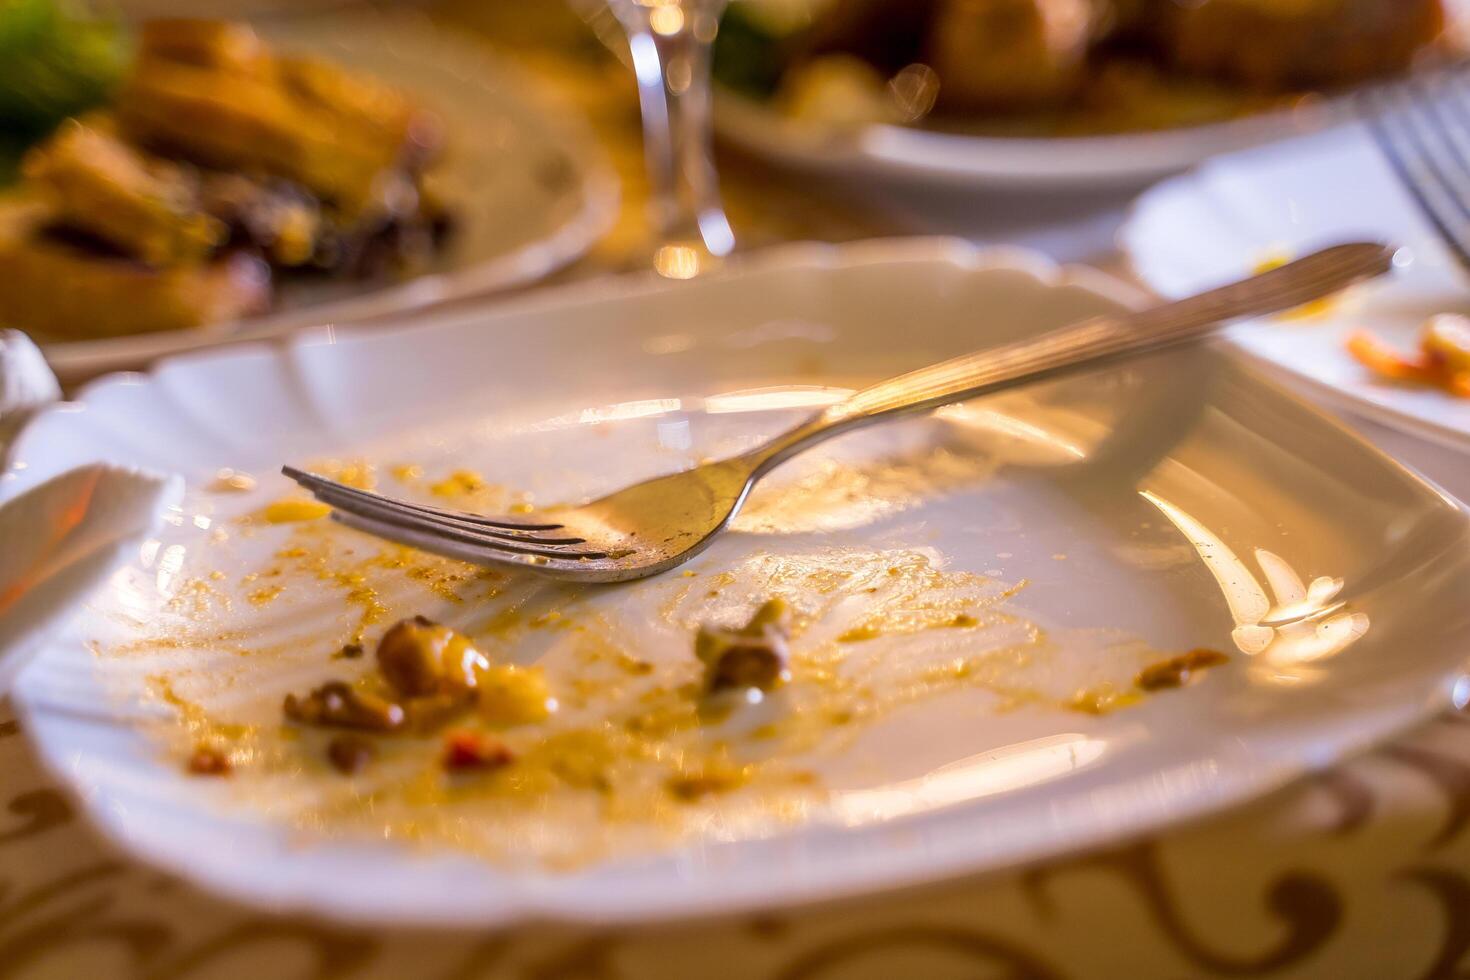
652 241 724 279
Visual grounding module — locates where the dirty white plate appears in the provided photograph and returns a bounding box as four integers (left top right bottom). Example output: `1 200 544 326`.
36 9 618 381
1122 122 1470 453
7 239 1470 927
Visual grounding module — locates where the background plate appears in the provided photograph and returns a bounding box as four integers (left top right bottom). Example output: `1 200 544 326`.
7 239 1470 927
717 85 1375 191
37 8 618 381
1122 123 1470 453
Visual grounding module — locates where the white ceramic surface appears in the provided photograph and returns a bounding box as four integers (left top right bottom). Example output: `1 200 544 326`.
716 86 1366 191
37 9 618 381
1122 122 1470 453
7 239 1470 928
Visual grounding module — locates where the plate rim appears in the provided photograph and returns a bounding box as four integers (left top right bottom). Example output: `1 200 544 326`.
714 84 1354 189
10 236 1470 928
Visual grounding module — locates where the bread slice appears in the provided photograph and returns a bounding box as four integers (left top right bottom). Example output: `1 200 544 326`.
0 200 270 339
1161 0 1447 91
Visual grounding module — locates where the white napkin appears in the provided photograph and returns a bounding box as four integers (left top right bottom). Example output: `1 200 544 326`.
0 463 183 692
0 331 184 692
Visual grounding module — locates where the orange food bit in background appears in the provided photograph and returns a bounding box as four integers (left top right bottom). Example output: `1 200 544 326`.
1347 314 1470 398
1345 331 1438 383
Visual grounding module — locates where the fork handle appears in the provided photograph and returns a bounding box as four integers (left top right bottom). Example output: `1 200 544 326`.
749 242 1393 471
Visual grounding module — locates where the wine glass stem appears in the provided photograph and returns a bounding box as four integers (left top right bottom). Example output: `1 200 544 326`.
623 8 734 268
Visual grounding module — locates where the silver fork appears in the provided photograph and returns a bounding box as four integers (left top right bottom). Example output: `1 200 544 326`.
283 243 1392 583
1363 67 1470 269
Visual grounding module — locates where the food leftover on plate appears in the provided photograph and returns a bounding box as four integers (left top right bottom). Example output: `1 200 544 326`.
148 457 1233 868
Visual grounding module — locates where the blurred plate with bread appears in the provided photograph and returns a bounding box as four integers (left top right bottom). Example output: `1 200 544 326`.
0 6 617 380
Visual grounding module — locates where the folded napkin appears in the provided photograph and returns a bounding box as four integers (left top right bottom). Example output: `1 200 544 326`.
0 463 183 692
0 330 183 691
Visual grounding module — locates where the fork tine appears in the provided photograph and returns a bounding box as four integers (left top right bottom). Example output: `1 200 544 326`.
329 508 613 571
281 466 567 534
1365 72 1470 270
287 479 607 558
279 465 610 558
304 479 592 548
311 487 605 559
328 506 610 561
1428 72 1470 159
1405 75 1470 220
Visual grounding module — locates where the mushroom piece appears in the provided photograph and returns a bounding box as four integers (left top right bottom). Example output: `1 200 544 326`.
695 598 793 695
1135 648 1229 692
375 615 489 698
284 680 405 732
326 734 376 774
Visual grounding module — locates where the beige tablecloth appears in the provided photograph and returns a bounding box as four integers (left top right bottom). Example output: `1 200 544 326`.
5 699 1470 978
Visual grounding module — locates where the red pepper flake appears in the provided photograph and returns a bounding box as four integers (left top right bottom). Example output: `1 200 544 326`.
442 731 514 772
187 745 231 776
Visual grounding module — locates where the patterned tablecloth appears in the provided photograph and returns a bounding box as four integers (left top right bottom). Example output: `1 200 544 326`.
4 4 1470 977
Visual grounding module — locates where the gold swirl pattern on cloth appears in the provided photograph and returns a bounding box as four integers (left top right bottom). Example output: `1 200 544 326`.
6 697 1470 978
6 3 1470 977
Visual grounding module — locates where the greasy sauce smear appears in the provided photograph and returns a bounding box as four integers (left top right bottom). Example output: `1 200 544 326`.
108 452 1225 870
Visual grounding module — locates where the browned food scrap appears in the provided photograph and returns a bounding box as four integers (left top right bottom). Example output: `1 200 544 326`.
403 691 476 734
928 0 1102 111
326 734 376 775
695 598 792 695
666 764 750 802
118 19 442 218
1161 0 1446 92
187 744 231 776
22 118 224 266
0 17 453 341
442 730 515 773
1135 648 1229 691
0 203 270 338
135 18 268 74
376 615 490 698
287 617 556 740
195 172 322 267
773 0 1450 134
284 680 405 732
